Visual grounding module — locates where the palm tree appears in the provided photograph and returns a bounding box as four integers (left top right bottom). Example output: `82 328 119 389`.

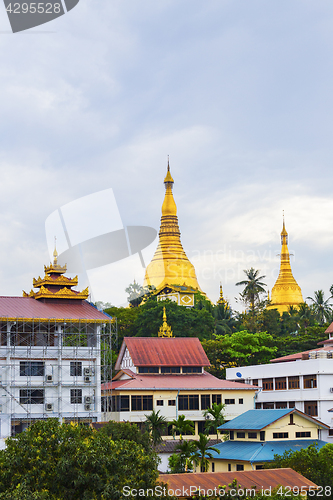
192 433 220 472
306 290 332 325
202 402 226 441
170 415 194 440
174 439 197 472
236 268 266 312
144 409 167 446
297 302 313 334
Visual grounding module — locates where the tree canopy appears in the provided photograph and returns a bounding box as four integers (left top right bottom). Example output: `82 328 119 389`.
0 419 161 500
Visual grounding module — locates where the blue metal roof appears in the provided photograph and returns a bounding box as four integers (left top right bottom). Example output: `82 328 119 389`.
209 440 328 463
218 409 293 430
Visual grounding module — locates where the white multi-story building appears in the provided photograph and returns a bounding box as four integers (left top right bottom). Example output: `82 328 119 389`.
0 255 113 447
226 324 333 443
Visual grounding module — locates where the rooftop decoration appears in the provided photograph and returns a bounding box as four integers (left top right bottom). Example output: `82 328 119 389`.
23 242 89 301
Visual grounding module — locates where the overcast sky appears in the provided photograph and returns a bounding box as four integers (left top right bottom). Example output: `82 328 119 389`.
1 0 333 310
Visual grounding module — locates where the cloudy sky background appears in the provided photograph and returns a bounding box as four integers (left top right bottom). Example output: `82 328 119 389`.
1 0 333 309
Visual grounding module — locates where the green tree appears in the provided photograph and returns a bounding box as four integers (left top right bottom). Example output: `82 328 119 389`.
170 415 194 440
203 402 226 441
0 419 160 500
192 433 220 472
236 268 267 312
145 409 167 446
202 331 277 378
99 420 151 453
266 443 333 499
134 298 215 340
125 280 149 307
306 290 332 325
169 439 197 473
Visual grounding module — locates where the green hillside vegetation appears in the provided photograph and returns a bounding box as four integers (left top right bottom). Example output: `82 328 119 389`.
104 283 331 378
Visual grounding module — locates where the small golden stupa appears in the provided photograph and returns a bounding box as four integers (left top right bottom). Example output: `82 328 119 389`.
23 242 89 301
143 161 203 294
158 306 173 337
268 217 303 314
216 283 229 310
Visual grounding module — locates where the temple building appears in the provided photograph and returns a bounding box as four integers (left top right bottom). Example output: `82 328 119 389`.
0 248 113 447
268 218 303 314
143 163 203 306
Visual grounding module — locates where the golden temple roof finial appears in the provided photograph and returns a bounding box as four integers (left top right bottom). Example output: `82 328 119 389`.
158 306 173 337
164 157 174 184
217 282 229 309
53 236 58 265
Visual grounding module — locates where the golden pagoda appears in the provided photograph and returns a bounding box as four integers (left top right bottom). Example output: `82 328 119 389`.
216 283 229 310
143 162 203 299
158 306 173 337
23 244 89 301
268 217 303 314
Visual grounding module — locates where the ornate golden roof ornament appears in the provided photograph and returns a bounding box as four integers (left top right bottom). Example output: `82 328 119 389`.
158 306 173 337
216 283 229 309
268 215 303 314
143 160 203 294
23 241 88 301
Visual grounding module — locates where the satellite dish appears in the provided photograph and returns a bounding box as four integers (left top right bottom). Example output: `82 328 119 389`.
236 372 242 378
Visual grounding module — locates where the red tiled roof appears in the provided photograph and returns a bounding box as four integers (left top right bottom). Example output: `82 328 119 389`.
158 469 318 496
0 296 110 323
325 322 333 334
102 371 258 392
115 337 210 370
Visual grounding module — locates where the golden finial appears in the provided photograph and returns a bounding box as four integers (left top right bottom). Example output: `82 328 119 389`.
53 237 58 265
164 158 174 184
217 282 229 309
158 306 173 337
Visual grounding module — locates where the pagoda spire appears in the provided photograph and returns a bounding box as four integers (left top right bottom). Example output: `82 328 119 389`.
158 306 173 337
268 215 303 314
217 283 229 309
143 161 203 292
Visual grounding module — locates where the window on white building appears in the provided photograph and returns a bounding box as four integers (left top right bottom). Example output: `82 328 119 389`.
70 362 82 376
20 361 44 376
20 389 44 404
70 389 82 404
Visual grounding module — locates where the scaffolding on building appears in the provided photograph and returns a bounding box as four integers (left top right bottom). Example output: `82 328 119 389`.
0 315 117 437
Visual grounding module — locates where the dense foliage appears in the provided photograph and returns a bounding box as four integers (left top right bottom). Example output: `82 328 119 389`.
266 443 333 500
104 281 333 377
0 419 161 500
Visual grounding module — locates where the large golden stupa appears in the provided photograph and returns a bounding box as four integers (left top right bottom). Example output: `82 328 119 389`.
143 162 203 295
268 218 303 314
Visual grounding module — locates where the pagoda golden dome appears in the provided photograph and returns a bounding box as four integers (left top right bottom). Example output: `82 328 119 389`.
268 217 303 314
143 162 203 293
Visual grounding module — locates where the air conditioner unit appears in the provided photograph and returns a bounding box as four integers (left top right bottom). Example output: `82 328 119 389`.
84 376 91 383
84 367 94 377
46 374 53 383
45 403 53 412
84 396 92 404
330 388 333 393
84 404 91 411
